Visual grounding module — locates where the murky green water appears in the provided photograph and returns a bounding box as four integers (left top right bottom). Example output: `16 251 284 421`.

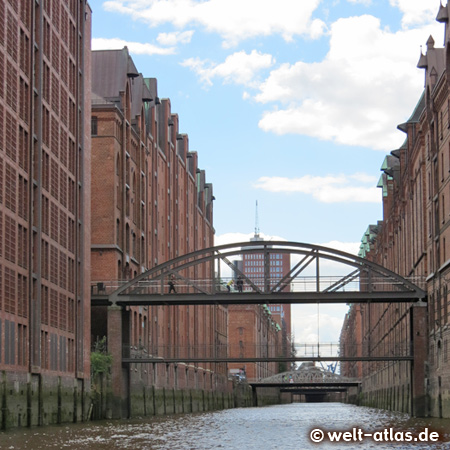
0 403 449 449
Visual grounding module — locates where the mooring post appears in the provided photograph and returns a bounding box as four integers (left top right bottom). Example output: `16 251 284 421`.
252 385 258 407
410 301 428 417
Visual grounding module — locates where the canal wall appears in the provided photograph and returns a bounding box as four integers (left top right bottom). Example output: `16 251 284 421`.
342 362 450 419
91 373 286 421
343 362 412 414
0 371 90 429
0 370 289 429
427 327 450 419
92 377 288 420
129 386 236 416
428 373 450 419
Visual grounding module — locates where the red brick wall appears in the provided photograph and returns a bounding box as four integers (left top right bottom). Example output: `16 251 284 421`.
90 53 223 391
0 0 91 378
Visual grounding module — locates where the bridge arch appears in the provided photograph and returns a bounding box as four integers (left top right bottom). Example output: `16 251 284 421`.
249 363 361 405
95 241 426 304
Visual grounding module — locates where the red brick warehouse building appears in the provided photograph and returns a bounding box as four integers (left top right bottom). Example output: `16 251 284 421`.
0 0 92 427
90 48 229 418
340 1 450 418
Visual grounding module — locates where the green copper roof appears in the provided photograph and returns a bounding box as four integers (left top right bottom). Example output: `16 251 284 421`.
377 174 389 197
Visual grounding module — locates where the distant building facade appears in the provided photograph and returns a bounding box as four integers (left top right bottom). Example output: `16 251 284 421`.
0 0 92 426
90 48 227 417
228 233 291 379
340 2 450 418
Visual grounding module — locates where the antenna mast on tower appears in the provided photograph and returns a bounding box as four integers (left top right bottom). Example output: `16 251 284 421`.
254 200 260 237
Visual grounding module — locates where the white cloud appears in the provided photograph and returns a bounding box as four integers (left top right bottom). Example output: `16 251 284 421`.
253 173 380 203
389 0 439 28
91 37 176 55
156 30 194 46
181 50 275 87
292 305 349 345
289 240 363 279
347 0 372 5
103 0 326 47
255 14 443 151
317 240 360 255
214 232 287 247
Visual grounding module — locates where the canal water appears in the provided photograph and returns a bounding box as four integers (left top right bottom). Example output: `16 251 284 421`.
1 403 449 449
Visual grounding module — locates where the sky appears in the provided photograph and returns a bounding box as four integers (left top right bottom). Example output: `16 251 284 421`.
88 0 445 352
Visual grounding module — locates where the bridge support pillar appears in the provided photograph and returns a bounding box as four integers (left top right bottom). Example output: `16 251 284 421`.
410 301 428 417
108 305 125 419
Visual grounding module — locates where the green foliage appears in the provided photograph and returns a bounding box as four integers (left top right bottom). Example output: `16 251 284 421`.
91 351 112 376
91 337 112 377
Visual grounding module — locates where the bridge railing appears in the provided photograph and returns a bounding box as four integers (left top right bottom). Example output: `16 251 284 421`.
91 275 426 297
119 342 412 360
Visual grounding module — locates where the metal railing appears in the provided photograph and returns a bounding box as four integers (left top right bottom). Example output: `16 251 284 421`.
119 342 412 361
91 275 427 297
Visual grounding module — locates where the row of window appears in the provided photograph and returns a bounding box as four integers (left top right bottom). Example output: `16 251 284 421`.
245 253 283 260
246 267 284 273
245 260 283 266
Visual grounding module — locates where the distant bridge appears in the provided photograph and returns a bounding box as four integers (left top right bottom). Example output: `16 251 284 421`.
248 364 361 404
122 341 413 364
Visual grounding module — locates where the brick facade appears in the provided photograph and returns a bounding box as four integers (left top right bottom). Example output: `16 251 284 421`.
90 49 228 408
340 2 450 418
0 0 91 385
0 0 92 426
228 304 281 380
228 237 289 379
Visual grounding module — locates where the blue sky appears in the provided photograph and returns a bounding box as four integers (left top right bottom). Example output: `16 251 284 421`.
89 0 444 346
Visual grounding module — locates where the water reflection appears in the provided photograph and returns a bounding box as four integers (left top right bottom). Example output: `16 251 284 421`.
1 403 449 449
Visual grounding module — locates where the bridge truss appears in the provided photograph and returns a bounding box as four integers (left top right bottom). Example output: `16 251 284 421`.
92 241 426 307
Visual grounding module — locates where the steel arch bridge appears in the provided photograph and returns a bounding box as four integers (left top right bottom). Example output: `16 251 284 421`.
91 240 426 307
248 364 361 404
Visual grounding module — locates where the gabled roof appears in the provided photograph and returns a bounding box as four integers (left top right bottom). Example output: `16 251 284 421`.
397 91 425 132
92 47 139 101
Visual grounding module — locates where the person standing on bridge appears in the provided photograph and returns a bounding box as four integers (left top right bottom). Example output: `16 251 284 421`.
168 275 176 294
237 276 243 293
226 279 234 292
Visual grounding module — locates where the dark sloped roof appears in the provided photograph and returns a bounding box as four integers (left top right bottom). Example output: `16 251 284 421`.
130 75 153 119
397 91 425 131
92 47 139 100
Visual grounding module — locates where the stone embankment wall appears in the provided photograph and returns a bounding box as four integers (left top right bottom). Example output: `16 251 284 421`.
342 362 412 414
0 371 290 430
93 381 286 419
0 371 90 429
